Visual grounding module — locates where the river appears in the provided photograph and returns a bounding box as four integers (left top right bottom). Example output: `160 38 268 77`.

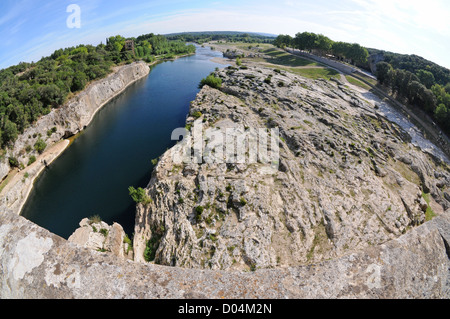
21 45 226 239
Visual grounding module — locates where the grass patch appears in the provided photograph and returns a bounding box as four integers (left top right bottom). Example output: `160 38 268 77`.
422 192 437 221
288 67 340 80
0 170 18 193
346 75 372 90
353 73 378 86
262 48 318 67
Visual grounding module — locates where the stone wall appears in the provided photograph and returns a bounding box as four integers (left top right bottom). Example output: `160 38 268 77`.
0 208 449 298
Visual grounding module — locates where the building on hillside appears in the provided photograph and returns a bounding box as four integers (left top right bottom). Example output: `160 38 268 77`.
124 40 135 55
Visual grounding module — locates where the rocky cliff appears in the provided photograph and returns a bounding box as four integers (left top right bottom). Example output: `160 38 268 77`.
133 64 450 271
0 61 150 182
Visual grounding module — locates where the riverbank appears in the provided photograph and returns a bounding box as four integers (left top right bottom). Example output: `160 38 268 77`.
0 140 70 216
0 61 151 216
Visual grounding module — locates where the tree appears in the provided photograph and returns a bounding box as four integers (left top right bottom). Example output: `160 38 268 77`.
2 119 18 147
434 103 448 127
38 84 64 108
199 74 222 89
332 41 350 60
34 138 47 154
376 62 394 86
347 43 369 65
274 34 293 48
71 71 87 92
294 32 318 51
417 69 435 89
106 35 126 52
315 34 333 55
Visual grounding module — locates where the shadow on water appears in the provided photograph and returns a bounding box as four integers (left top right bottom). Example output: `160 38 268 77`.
21 45 227 239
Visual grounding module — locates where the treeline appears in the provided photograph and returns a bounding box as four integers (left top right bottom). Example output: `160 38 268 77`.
274 32 369 66
376 61 450 133
369 49 450 87
166 31 274 45
0 34 194 150
134 33 196 60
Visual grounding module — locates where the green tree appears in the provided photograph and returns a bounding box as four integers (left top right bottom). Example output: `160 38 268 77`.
294 32 318 51
34 138 47 154
376 62 394 86
417 69 435 89
71 71 87 92
106 35 126 52
315 34 333 55
38 84 64 108
347 43 369 65
434 103 448 127
199 74 222 89
2 119 18 147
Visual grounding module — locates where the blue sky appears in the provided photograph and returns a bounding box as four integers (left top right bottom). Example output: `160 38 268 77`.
1 0 449 70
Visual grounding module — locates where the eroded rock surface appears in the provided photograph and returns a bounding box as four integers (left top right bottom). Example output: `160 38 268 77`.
68 218 132 260
133 65 450 271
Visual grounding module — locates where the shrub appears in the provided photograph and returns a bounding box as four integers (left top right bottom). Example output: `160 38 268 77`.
47 127 57 137
192 111 203 119
28 155 36 166
199 74 222 89
99 228 109 237
88 214 102 224
34 138 47 154
128 186 152 205
123 234 132 246
8 157 19 168
195 206 204 223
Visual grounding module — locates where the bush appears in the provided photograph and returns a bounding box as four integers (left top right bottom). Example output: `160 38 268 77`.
34 138 47 154
195 206 204 223
192 111 203 119
199 74 222 89
28 155 36 166
47 127 57 137
88 214 102 224
128 186 152 205
8 157 19 168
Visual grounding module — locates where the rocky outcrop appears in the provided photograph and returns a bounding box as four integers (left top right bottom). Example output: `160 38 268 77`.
0 61 150 182
133 65 450 271
68 218 133 260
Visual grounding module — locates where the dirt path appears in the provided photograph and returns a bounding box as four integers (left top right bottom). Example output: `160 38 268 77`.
0 139 70 215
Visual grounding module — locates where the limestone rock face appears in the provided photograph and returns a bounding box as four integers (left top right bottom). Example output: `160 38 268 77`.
133 65 450 271
68 218 132 260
